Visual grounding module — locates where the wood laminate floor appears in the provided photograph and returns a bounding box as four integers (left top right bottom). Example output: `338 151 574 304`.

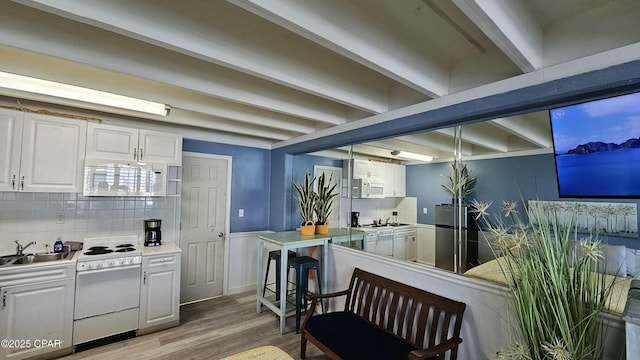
59 292 329 360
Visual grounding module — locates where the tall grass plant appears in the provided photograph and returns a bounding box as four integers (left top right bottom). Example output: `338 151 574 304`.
473 201 616 360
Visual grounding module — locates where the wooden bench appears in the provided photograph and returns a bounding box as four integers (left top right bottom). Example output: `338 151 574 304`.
300 268 466 360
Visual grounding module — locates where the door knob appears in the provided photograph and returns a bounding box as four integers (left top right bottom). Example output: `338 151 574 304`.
218 232 225 238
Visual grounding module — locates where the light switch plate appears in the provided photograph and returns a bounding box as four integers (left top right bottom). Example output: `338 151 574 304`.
239 209 244 217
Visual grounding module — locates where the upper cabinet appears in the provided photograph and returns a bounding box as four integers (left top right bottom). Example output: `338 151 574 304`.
349 159 385 179
86 123 182 165
391 163 406 197
0 108 87 192
0 109 23 191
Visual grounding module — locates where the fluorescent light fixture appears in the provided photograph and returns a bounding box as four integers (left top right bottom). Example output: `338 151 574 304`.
0 71 170 116
391 150 433 162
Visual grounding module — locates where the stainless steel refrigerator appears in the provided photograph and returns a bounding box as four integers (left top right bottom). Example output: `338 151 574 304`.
434 204 478 272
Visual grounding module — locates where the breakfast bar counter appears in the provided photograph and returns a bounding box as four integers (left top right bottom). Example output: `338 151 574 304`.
256 228 364 334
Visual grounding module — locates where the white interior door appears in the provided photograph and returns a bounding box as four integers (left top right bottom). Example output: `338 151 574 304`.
180 155 229 303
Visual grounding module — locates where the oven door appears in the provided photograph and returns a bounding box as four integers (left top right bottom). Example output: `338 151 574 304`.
74 265 141 320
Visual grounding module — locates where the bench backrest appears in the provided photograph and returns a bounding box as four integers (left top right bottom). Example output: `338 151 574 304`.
343 268 466 353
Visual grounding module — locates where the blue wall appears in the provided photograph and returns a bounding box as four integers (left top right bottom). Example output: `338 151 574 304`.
407 154 639 248
289 154 343 229
183 139 271 233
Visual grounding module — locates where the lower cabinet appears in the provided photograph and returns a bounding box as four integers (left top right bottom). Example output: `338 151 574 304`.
0 265 75 359
139 252 181 334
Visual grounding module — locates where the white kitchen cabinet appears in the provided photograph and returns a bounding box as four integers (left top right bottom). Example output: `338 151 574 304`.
352 159 370 178
139 251 181 334
417 225 436 266
392 164 406 197
0 109 86 192
382 163 406 198
86 123 182 165
0 109 23 192
393 226 416 261
0 263 75 359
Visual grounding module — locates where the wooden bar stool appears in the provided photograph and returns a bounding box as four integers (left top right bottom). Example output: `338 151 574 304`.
262 250 297 302
288 255 323 333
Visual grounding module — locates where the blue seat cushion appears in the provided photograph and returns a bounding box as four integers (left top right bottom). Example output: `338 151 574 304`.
305 311 436 360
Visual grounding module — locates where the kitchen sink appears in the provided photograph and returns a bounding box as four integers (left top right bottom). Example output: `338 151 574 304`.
0 255 20 265
1 252 74 266
367 223 412 228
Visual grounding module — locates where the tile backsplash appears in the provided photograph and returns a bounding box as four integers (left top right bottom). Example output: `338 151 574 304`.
0 192 178 255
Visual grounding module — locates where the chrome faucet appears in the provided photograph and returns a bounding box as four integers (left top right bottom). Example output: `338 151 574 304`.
15 240 36 256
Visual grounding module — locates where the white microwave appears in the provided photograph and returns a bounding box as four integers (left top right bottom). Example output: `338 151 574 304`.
83 159 166 196
352 178 385 198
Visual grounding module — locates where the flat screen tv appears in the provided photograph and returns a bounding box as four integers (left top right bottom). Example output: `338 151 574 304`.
550 91 640 198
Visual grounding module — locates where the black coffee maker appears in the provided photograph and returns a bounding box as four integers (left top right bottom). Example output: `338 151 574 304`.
144 219 162 247
351 212 360 227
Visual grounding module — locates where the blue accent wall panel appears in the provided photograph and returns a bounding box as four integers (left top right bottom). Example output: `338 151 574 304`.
183 139 270 233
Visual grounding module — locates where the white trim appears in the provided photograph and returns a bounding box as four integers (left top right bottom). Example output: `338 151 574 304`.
182 151 233 296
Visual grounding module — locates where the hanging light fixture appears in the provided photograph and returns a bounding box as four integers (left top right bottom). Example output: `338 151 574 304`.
390 150 433 162
0 71 170 116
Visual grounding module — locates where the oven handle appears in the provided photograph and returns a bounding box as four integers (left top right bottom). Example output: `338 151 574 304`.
77 264 141 274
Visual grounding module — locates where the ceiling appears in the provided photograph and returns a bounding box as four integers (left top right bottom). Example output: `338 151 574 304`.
1 0 639 162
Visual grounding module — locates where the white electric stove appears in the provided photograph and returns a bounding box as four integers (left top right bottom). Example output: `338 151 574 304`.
76 235 142 271
73 235 142 346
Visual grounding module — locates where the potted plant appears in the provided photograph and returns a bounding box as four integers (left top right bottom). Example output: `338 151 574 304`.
313 172 338 234
472 200 616 360
293 171 316 235
441 162 477 203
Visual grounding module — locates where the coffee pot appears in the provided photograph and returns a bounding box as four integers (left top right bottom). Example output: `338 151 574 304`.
144 219 162 247
351 212 360 227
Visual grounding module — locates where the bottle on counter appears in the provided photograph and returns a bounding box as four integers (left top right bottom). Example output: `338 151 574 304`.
54 237 63 253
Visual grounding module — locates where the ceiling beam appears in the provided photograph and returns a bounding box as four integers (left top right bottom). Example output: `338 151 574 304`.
0 1 349 126
229 0 450 98
452 0 542 72
435 126 509 153
13 0 394 114
490 115 552 148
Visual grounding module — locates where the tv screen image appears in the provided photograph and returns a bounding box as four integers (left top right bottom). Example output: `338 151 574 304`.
550 91 640 198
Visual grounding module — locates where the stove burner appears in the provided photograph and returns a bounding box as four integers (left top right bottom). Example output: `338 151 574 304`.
116 247 136 252
88 246 108 251
116 244 135 248
85 249 114 255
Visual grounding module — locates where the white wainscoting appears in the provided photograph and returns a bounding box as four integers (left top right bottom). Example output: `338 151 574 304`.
227 231 274 295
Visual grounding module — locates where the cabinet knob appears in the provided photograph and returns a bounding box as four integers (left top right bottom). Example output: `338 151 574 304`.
133 148 137 160
11 175 15 189
139 148 143 160
20 176 24 190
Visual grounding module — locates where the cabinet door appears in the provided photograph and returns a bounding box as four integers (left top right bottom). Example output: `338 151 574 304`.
406 233 417 261
0 278 74 359
139 254 181 330
382 164 395 197
139 129 182 165
368 162 385 179
352 159 369 178
0 109 23 191
393 164 406 197
86 122 138 161
20 114 87 192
